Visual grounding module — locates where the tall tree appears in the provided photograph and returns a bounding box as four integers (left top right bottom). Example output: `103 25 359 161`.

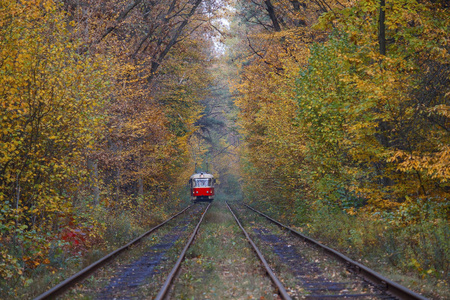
0 0 110 289
63 0 221 201
232 0 449 213
379 0 386 55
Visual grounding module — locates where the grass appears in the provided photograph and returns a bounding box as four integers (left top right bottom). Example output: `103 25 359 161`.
170 199 279 299
231 202 384 299
301 207 449 299
4 196 190 300
248 198 450 300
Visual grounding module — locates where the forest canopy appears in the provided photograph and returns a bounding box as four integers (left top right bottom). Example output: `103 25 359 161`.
0 0 449 298
231 1 449 292
1 0 220 295
233 0 450 212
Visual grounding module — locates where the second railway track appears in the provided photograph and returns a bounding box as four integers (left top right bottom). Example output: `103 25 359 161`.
35 203 210 300
227 201 427 300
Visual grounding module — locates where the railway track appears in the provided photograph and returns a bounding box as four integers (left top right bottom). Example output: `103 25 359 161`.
34 200 428 299
34 203 210 300
155 202 211 299
226 201 292 300
227 201 428 300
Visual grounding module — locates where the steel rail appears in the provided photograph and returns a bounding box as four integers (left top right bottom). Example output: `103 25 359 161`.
226 201 292 300
155 202 212 300
34 205 194 300
244 203 428 300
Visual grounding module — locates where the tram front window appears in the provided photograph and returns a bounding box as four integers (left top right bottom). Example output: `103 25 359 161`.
194 179 210 187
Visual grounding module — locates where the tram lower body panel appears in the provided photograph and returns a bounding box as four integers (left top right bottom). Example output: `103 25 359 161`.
191 187 215 202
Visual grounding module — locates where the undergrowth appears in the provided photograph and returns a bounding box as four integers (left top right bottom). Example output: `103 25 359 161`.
247 196 449 299
1 193 186 299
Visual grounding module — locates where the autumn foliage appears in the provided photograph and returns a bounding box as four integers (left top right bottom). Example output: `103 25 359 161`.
1 0 217 297
1 0 110 289
233 0 449 213
1 0 449 297
231 0 449 290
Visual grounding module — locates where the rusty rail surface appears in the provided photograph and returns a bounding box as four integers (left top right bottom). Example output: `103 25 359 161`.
155 202 212 300
34 205 194 300
226 201 292 300
244 203 428 300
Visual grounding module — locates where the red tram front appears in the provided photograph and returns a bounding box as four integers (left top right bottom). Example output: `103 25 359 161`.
189 172 215 202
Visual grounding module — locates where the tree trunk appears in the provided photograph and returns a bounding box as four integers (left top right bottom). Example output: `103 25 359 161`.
290 0 306 10
93 161 100 205
87 157 100 205
379 0 386 55
115 168 121 201
138 177 144 198
265 0 281 32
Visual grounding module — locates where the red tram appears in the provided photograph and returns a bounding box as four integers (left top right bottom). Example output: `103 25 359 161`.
189 172 215 202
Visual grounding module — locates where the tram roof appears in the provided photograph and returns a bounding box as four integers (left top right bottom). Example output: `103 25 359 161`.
190 172 214 179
